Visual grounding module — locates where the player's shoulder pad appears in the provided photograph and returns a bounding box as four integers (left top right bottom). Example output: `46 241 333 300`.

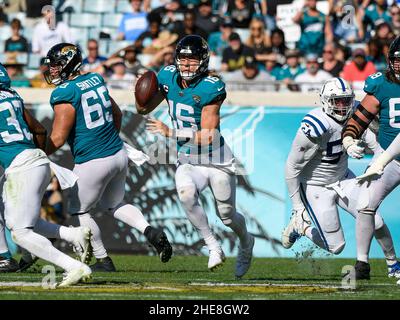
300 108 330 139
157 65 177 84
364 72 385 95
199 75 226 105
50 81 76 107
89 72 106 84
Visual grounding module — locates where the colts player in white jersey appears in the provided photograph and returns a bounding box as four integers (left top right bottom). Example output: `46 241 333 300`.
282 78 400 277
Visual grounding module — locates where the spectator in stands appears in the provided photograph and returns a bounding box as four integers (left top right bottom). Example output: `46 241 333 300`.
31 57 53 88
259 0 277 31
148 45 175 72
5 18 28 53
136 13 162 54
208 18 233 57
341 48 377 91
320 43 344 77
329 0 359 43
245 18 271 66
25 0 52 28
278 49 305 90
373 21 395 44
294 53 331 93
267 28 287 66
81 39 107 74
359 0 391 40
367 38 386 72
3 52 30 88
41 175 65 224
293 0 333 56
221 32 255 72
264 51 281 80
224 0 261 29
139 29 178 55
221 55 275 91
3 0 25 15
107 45 149 77
390 4 400 36
173 11 208 40
195 0 221 34
32 6 73 57
108 58 136 90
117 0 149 42
151 0 185 33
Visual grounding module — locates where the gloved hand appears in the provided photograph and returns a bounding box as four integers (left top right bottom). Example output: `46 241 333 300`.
342 136 365 159
357 151 392 184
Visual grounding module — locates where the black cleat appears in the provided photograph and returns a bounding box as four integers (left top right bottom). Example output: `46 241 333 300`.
355 260 370 280
144 226 173 263
0 257 19 272
17 257 39 272
90 256 116 272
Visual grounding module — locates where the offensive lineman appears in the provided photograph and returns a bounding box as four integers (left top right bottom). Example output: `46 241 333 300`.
42 43 172 271
142 35 255 278
342 36 400 279
283 78 400 278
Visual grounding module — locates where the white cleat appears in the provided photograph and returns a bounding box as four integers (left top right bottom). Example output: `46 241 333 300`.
208 248 226 271
281 209 310 249
388 261 400 278
235 234 255 279
72 227 93 264
57 264 92 288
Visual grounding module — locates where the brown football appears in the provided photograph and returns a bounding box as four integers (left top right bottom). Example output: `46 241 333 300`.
134 70 159 110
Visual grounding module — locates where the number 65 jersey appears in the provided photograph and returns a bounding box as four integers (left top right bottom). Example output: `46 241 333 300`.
50 72 123 164
157 65 234 167
299 107 378 186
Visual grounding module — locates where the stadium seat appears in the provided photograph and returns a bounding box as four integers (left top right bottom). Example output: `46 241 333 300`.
234 29 250 42
0 26 11 41
7 12 26 26
83 0 116 13
57 0 83 13
209 55 222 71
70 27 90 45
89 27 117 40
98 39 109 56
28 53 42 69
69 13 102 28
107 40 134 55
102 13 123 29
137 54 152 67
116 0 132 13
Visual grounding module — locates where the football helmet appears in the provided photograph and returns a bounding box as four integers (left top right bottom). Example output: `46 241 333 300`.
388 36 400 80
320 77 355 122
0 63 11 89
43 43 82 85
175 35 210 81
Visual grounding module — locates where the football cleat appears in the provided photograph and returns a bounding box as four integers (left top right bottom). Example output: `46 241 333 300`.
144 227 173 263
235 234 255 279
17 250 38 272
0 257 19 272
57 264 92 288
281 209 311 249
71 226 93 264
355 260 370 280
90 256 116 272
208 248 226 271
388 261 400 278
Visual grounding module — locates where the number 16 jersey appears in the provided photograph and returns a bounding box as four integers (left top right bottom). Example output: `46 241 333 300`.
50 72 123 164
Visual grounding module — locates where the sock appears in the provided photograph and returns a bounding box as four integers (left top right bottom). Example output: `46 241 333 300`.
304 226 326 250
225 211 250 246
0 215 9 255
112 204 150 234
78 213 107 259
12 228 82 272
0 251 11 259
356 213 375 263
374 223 397 265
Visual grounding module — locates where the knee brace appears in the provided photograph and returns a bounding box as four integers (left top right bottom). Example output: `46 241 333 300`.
177 185 198 211
217 203 235 226
329 241 345 255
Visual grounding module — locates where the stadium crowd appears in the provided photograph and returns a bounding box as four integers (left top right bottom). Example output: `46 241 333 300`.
0 0 398 92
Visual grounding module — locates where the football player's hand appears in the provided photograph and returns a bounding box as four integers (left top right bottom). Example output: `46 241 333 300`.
343 136 365 159
356 151 393 184
146 119 172 137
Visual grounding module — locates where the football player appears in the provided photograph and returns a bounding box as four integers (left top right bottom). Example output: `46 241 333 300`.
0 64 92 286
42 43 172 272
342 35 400 279
283 78 400 278
143 35 255 278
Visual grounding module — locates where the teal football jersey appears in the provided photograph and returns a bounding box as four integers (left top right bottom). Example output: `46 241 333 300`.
157 65 226 156
50 73 123 164
0 89 35 169
364 72 400 161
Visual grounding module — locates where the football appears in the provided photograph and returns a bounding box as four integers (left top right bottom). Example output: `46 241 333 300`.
134 70 159 111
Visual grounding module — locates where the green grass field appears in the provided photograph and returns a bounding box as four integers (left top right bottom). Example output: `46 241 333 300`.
0 255 399 300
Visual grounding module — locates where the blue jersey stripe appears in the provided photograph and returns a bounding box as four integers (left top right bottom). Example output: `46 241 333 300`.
301 119 321 137
305 114 327 133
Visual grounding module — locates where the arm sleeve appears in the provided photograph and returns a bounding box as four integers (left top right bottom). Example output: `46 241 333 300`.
285 129 319 210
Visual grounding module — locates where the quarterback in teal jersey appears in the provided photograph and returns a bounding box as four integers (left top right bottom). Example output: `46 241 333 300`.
0 64 94 286
43 43 172 272
145 35 254 278
342 36 400 281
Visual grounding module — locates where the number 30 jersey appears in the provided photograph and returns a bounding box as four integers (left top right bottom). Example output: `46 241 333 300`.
0 89 35 169
299 108 377 186
50 73 122 164
157 65 233 166
363 72 400 161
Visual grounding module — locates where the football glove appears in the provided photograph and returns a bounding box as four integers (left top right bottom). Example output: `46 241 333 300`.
357 151 392 184
343 136 365 159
